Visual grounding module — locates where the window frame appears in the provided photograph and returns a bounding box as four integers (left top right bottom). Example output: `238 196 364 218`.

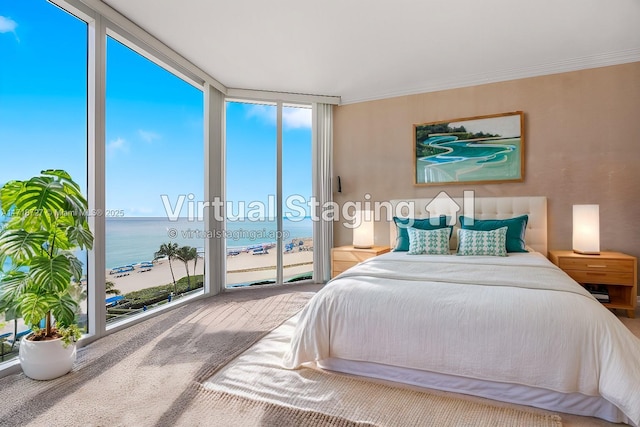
224 99 315 288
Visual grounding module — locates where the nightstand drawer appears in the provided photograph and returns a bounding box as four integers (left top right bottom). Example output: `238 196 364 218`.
565 270 634 286
558 258 633 273
332 251 374 263
333 260 358 272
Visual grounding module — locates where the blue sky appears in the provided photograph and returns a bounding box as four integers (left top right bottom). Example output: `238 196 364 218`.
0 0 312 218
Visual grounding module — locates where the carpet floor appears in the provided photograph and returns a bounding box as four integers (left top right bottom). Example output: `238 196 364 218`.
0 283 318 426
0 283 636 426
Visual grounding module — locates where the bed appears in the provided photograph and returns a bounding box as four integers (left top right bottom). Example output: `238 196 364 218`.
283 196 640 426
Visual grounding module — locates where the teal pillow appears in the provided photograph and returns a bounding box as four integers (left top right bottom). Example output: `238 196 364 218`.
457 227 508 257
393 216 449 252
459 215 528 253
407 227 451 255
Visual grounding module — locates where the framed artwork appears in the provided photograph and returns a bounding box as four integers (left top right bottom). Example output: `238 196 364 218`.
414 111 524 185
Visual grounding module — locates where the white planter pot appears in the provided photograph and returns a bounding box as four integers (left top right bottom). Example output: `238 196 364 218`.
19 335 76 381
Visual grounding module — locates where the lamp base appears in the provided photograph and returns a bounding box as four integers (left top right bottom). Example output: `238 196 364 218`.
573 249 600 255
353 245 373 249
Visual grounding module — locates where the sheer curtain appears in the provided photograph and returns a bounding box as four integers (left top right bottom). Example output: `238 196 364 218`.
312 103 333 283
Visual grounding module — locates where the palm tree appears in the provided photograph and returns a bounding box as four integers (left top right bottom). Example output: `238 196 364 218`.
154 242 179 294
105 280 121 296
175 246 197 291
192 249 200 279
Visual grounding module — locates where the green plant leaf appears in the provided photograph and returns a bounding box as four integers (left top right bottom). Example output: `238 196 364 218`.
0 181 25 215
19 292 57 328
42 169 80 192
66 222 94 250
63 185 87 214
15 177 67 231
29 255 72 293
44 170 86 215
0 229 48 261
49 225 74 251
51 292 78 327
0 270 28 314
60 251 83 282
58 324 82 347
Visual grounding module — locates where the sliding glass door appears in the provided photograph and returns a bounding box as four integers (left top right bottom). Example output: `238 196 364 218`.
282 105 313 283
225 101 313 288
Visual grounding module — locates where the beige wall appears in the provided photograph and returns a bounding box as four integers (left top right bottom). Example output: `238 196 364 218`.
333 62 640 285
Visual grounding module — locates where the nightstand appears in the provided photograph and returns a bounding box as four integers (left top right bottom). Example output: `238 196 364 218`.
331 245 391 278
549 250 637 318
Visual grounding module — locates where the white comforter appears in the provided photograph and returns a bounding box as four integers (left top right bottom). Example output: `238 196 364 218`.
283 252 640 425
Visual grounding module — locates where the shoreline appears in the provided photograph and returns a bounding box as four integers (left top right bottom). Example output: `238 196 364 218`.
106 237 312 270
107 238 313 295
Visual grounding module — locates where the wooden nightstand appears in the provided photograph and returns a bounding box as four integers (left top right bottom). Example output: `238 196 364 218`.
549 250 637 318
331 245 391 278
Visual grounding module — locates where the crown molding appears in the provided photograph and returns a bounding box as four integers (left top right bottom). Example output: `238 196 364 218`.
340 48 640 105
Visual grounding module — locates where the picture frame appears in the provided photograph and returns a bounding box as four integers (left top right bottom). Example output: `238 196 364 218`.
414 111 524 185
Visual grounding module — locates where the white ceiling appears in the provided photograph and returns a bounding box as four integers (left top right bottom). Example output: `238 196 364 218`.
102 0 640 104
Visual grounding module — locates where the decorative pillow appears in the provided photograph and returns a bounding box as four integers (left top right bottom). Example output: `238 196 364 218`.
457 227 508 257
459 215 528 253
393 216 449 252
407 227 451 255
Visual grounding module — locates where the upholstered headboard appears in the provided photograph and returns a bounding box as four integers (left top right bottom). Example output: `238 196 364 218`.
389 196 548 255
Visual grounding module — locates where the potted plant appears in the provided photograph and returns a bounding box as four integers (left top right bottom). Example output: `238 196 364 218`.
0 170 93 380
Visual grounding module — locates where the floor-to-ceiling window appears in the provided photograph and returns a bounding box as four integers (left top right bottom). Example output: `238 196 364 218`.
225 101 277 287
0 0 88 362
104 36 204 324
282 105 313 282
225 101 313 288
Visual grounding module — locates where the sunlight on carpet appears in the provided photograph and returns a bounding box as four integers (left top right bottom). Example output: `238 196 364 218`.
201 315 562 427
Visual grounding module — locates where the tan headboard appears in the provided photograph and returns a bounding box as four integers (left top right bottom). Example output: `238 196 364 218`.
389 196 548 255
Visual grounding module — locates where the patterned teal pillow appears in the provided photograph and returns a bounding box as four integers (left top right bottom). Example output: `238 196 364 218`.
459 215 528 253
393 216 449 252
407 227 451 255
457 227 508 256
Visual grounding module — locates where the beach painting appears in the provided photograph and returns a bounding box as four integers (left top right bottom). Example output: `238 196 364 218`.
414 111 524 185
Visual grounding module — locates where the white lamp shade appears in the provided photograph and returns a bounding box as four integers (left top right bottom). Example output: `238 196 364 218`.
573 205 600 254
353 210 374 249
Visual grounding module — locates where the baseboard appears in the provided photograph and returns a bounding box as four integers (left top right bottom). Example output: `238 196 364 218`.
0 359 21 380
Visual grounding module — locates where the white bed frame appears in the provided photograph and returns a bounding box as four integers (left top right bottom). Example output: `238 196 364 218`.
389 196 548 255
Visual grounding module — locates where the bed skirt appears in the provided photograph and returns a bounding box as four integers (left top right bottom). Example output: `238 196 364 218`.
318 358 631 425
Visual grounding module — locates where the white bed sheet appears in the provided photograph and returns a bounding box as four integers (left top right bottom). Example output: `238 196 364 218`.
283 252 640 426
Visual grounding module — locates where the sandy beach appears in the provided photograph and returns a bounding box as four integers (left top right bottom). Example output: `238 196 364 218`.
107 248 314 295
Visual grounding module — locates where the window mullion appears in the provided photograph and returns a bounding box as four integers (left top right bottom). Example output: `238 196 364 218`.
276 102 284 285
86 13 107 341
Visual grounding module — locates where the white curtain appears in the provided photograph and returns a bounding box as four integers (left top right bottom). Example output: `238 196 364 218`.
312 103 333 283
